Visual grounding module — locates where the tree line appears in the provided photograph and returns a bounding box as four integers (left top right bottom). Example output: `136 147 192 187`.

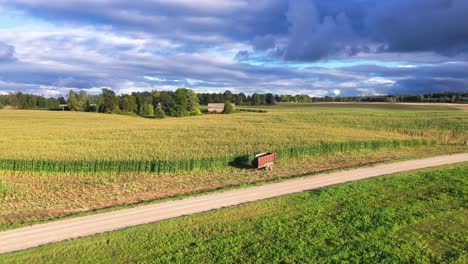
0 88 201 118
1 90 466 115
277 92 468 104
0 92 61 110
67 88 201 118
198 91 277 105
199 91 468 104
198 92 321 105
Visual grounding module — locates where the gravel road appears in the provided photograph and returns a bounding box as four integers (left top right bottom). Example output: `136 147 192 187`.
0 153 467 254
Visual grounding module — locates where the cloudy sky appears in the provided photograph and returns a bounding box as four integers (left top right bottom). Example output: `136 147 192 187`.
0 0 467 97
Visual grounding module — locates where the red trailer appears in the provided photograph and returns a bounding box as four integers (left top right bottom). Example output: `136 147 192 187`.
252 152 278 170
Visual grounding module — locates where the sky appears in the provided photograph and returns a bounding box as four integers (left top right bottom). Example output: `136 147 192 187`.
0 0 467 97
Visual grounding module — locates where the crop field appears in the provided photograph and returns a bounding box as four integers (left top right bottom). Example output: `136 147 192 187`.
2 145 466 231
0 104 467 229
2 163 466 263
0 105 466 174
265 102 465 111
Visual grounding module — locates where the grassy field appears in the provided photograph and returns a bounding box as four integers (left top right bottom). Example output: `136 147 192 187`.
2 163 466 263
0 104 467 229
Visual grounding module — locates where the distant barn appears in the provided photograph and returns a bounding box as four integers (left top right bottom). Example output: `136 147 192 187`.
208 103 235 113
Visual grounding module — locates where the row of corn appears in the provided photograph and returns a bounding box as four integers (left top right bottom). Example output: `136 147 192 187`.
0 139 436 174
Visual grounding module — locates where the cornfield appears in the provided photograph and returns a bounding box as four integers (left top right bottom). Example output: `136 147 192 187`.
1 105 466 234
0 107 466 173
0 139 435 174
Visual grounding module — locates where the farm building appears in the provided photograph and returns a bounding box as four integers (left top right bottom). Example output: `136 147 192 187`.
208 103 235 113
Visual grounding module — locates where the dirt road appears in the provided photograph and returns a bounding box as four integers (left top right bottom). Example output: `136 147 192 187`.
1 153 467 254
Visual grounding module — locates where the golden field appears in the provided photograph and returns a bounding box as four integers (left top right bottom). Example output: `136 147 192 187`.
0 105 465 161
0 104 466 229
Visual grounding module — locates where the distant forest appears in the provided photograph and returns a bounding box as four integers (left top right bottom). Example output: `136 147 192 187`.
0 90 467 118
199 91 468 104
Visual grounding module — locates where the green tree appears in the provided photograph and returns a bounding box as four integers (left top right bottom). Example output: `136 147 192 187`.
0 103 3 109
24 94 36 109
45 98 60 109
252 93 267 105
266 93 276 105
98 88 119 113
172 88 190 117
68 91 81 111
154 105 166 119
234 93 246 105
140 103 154 117
77 90 88 109
120 95 138 112
187 89 201 115
158 92 175 115
223 90 233 102
223 101 234 114
293 94 311 103
281 95 292 102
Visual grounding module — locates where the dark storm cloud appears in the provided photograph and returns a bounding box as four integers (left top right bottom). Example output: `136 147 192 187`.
341 62 468 80
367 0 468 55
339 62 468 94
280 0 468 60
7 0 468 59
252 35 276 51
282 0 359 61
389 78 468 94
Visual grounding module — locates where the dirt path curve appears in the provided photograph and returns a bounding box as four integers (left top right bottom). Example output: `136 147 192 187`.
1 153 467 255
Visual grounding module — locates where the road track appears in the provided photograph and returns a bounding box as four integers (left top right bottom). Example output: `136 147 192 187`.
1 153 467 254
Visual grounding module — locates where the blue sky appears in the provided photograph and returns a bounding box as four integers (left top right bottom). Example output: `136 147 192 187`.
0 0 467 97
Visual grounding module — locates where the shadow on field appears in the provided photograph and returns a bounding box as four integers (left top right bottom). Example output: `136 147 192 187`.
228 154 253 169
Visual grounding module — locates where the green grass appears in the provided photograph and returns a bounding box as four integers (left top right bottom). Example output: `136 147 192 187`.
3 163 466 263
